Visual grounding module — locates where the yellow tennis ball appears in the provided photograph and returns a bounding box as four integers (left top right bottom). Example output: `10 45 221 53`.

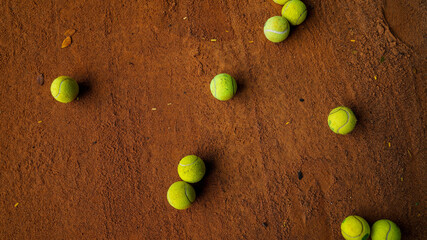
167 181 196 210
341 215 370 240
371 219 401 240
210 73 237 101
328 106 357 135
50 76 79 103
264 16 290 43
281 0 307 25
178 155 206 183
273 0 291 5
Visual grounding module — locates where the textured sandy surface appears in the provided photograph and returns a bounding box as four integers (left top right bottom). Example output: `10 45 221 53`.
0 0 425 239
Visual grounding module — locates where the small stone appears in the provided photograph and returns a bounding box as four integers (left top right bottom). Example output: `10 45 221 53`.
262 222 268 227
298 171 303 180
37 74 44 85
299 98 304 102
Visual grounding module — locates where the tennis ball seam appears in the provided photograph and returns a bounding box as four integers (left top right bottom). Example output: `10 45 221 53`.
336 109 350 134
264 28 289 35
296 9 307 24
282 2 292 14
54 79 67 98
386 221 391 239
342 216 364 238
184 184 194 203
179 157 199 167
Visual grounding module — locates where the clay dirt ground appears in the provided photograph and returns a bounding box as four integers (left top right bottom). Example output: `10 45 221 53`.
0 0 426 239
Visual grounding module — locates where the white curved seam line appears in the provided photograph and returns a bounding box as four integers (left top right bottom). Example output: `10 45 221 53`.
336 109 350 134
184 185 193 203
55 80 66 98
283 3 291 14
342 218 363 239
296 9 307 24
179 158 198 167
386 221 391 240
265 29 289 35
342 232 362 239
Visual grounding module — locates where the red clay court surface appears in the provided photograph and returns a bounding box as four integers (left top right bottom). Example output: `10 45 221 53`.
0 0 425 239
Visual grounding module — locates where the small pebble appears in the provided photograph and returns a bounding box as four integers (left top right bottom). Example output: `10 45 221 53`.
299 98 304 102
298 171 303 180
262 222 268 227
37 74 44 85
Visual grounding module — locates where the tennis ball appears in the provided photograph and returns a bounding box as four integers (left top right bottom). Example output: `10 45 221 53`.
328 106 357 135
264 16 290 43
371 219 401 240
210 73 237 101
281 0 307 25
167 181 196 210
50 76 79 103
341 215 370 240
273 0 291 5
178 155 206 183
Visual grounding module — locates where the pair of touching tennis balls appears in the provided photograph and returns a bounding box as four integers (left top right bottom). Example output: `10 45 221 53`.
167 155 206 210
341 215 401 240
264 0 308 43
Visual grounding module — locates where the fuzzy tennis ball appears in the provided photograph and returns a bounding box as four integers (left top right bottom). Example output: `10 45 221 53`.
371 219 401 240
50 76 79 103
273 0 291 5
328 106 357 135
167 181 196 210
178 155 206 183
264 16 290 43
210 73 237 101
281 0 307 25
341 215 370 240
